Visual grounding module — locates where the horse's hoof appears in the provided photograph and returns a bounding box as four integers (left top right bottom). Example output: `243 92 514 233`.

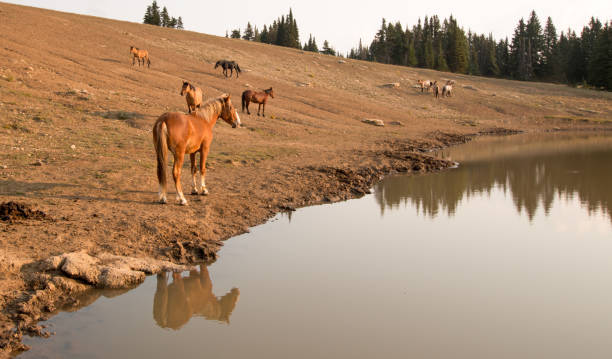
200 188 209 196
179 200 188 206
159 198 167 204
191 190 199 195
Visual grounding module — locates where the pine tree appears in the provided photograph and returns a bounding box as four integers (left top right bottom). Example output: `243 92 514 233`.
243 22 254 41
541 17 559 80
231 29 241 39
588 22 612 89
446 16 469 73
583 17 603 85
510 18 532 80
260 25 269 43
526 10 544 76
321 40 336 56
370 18 389 63
177 17 184 30
143 5 153 24
161 6 170 27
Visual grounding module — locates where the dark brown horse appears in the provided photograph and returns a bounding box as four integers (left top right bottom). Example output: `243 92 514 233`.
153 94 241 205
214 60 241 78
241 87 274 117
130 46 150 68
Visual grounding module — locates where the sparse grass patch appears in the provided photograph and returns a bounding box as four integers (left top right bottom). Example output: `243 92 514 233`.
544 115 612 123
32 116 51 124
96 110 145 129
2 121 31 133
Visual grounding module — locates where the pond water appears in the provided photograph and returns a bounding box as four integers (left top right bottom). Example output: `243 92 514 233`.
21 132 612 359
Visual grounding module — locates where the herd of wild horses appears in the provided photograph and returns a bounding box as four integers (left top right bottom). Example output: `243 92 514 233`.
129 45 457 205
417 79 455 98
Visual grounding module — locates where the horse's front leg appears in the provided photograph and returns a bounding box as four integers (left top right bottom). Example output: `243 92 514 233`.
172 149 188 205
257 103 261 116
199 143 210 195
262 102 266 117
190 153 199 195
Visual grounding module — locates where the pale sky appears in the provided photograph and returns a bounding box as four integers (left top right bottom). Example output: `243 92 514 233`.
4 0 611 54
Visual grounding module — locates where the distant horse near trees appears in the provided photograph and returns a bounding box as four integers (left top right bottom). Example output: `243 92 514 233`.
241 87 274 117
432 81 440 98
214 60 241 78
180 81 203 113
417 79 433 92
442 80 454 97
130 46 151 68
153 94 241 205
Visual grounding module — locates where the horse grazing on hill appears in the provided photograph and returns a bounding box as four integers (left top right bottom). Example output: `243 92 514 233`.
180 81 203 113
130 46 151 68
442 80 454 97
153 94 241 205
214 60 242 78
417 79 433 92
241 87 274 117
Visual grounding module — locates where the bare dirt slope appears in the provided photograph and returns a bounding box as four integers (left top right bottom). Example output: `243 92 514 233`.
1 2 611 355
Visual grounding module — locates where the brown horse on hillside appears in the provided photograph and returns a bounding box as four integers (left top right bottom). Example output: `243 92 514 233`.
417 79 433 92
241 87 274 117
130 46 151 68
442 80 454 97
432 81 440 98
180 81 203 113
153 94 241 205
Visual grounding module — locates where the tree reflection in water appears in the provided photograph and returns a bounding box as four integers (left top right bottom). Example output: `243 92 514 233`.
375 134 612 223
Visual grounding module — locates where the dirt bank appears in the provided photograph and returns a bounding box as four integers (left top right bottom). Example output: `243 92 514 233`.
1 2 612 356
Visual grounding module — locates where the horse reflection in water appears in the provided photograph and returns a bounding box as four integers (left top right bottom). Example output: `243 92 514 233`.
153 265 240 329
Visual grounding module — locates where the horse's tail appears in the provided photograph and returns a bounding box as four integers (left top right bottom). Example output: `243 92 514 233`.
153 118 168 190
235 64 241 73
147 57 151 68
241 91 246 112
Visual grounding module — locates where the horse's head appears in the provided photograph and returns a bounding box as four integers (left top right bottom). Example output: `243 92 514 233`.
130 46 135 53
180 81 189 96
220 94 241 128
214 60 221 69
266 87 275 98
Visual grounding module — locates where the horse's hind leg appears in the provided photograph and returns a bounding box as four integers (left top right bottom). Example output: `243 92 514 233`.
190 153 199 195
262 103 266 117
172 149 188 205
257 104 261 116
199 143 210 195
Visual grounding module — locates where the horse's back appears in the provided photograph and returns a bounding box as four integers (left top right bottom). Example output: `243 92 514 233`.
156 112 190 138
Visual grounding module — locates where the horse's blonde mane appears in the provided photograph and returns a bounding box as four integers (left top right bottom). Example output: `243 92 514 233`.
196 95 228 122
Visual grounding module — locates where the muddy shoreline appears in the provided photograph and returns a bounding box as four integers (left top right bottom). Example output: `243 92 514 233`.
0 129 514 356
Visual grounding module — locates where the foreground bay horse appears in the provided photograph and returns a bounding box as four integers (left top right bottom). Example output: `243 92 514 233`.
180 81 203 113
130 46 151 68
214 60 241 78
153 94 241 205
241 87 274 116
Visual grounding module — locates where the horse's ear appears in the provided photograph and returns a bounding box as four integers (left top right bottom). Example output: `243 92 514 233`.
224 94 231 102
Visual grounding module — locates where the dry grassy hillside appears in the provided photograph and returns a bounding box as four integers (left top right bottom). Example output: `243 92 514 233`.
1 2 612 353
1 1 612 258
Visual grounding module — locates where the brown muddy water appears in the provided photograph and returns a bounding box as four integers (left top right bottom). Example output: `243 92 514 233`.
21 132 612 358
